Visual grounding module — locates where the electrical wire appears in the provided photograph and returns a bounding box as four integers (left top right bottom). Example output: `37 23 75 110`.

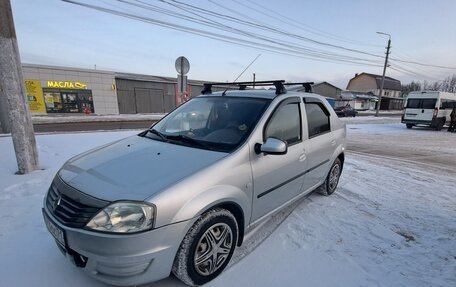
239 0 384 48
61 0 384 67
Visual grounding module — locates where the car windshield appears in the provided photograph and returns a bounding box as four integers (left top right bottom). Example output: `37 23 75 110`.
144 96 270 152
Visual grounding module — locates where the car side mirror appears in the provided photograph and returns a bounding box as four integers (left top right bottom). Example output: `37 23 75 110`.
257 138 288 155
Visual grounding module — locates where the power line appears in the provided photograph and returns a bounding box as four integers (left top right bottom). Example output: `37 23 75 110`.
389 57 456 70
239 0 384 48
187 0 384 59
151 0 383 63
61 0 384 67
390 63 443 82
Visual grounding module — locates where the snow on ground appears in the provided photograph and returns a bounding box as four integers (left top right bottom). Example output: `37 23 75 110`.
340 116 401 125
212 155 456 287
346 123 456 170
0 124 455 287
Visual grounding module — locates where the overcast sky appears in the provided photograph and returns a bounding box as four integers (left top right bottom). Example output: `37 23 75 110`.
11 0 456 89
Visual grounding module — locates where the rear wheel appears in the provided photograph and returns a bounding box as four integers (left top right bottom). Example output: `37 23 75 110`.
172 208 238 286
318 158 342 196
434 119 444 131
406 123 414 129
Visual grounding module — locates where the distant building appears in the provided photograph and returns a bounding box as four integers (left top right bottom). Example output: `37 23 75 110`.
286 81 341 98
337 91 377 110
346 72 403 110
311 82 342 99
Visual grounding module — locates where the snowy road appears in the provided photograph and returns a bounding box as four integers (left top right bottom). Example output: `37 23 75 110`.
346 123 456 171
0 123 455 287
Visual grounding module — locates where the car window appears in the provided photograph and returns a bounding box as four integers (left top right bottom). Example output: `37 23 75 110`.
150 97 270 152
421 99 437 109
164 102 212 133
406 99 421 108
441 99 456 109
406 98 437 109
265 103 301 145
305 102 330 138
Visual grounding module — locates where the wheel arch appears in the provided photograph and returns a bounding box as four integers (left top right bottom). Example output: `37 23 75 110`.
167 185 250 248
337 152 345 169
203 201 245 246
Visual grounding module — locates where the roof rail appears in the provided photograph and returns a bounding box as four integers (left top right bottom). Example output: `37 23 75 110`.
201 80 287 95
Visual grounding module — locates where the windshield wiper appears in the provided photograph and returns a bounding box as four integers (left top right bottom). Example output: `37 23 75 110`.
166 134 210 149
142 128 167 142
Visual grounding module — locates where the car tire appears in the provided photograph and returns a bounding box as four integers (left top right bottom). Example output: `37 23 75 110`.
406 123 414 129
317 158 342 196
435 119 444 131
172 208 238 286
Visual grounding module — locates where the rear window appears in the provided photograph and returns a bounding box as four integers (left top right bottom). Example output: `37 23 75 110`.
421 99 437 109
406 99 420 108
406 98 437 109
306 103 330 138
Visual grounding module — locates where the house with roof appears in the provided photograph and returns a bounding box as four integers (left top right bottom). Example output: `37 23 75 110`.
311 82 342 99
337 90 378 110
286 81 341 107
346 73 403 110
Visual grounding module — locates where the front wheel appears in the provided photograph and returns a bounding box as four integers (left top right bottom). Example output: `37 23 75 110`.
172 208 238 286
406 123 413 129
318 158 342 196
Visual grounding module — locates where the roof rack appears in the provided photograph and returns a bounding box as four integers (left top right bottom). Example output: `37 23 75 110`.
202 80 286 95
282 82 314 93
201 80 315 95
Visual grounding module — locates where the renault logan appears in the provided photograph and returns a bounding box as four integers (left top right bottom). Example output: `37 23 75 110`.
42 81 346 286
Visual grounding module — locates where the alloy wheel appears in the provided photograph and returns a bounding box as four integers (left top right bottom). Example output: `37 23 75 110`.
194 223 233 276
328 163 341 191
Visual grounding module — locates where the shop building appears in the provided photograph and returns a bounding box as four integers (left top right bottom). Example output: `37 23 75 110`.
22 64 218 116
114 73 207 114
22 64 118 115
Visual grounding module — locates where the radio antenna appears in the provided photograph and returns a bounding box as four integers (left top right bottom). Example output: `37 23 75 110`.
223 54 261 95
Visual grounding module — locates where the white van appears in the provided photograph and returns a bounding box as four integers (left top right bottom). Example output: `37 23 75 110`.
402 91 456 130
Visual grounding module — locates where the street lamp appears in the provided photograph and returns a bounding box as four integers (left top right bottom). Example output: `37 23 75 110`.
375 32 391 117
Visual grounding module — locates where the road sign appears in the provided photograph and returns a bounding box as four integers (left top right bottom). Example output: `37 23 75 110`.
177 74 187 94
175 56 190 75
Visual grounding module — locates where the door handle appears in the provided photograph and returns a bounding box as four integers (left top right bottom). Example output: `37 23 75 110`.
299 152 306 162
331 140 336 146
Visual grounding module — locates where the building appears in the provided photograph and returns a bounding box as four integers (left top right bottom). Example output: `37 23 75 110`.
337 91 377 110
346 72 403 110
21 64 215 116
311 81 342 99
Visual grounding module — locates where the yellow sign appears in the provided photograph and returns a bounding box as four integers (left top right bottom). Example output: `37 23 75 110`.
25 80 46 114
47 81 87 89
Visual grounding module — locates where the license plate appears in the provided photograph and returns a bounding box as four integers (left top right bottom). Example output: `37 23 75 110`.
43 210 66 247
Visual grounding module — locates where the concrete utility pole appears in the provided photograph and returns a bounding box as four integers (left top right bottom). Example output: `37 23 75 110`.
375 32 391 117
0 0 39 174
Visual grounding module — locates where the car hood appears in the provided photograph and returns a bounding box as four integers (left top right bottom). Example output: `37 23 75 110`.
58 135 227 201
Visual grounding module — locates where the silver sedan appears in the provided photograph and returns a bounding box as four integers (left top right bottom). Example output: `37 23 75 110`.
42 87 346 286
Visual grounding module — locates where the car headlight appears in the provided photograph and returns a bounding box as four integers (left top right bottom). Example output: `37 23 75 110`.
86 202 155 233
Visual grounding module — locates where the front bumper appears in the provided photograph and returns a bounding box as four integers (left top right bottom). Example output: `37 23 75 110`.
42 207 195 286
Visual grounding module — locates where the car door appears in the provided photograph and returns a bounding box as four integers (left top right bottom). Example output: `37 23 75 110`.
250 97 308 222
300 98 335 192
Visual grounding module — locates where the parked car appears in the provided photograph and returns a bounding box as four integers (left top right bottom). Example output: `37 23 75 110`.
42 81 346 286
334 105 358 117
402 91 456 130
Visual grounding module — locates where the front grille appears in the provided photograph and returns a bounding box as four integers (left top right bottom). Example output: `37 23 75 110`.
46 184 101 228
